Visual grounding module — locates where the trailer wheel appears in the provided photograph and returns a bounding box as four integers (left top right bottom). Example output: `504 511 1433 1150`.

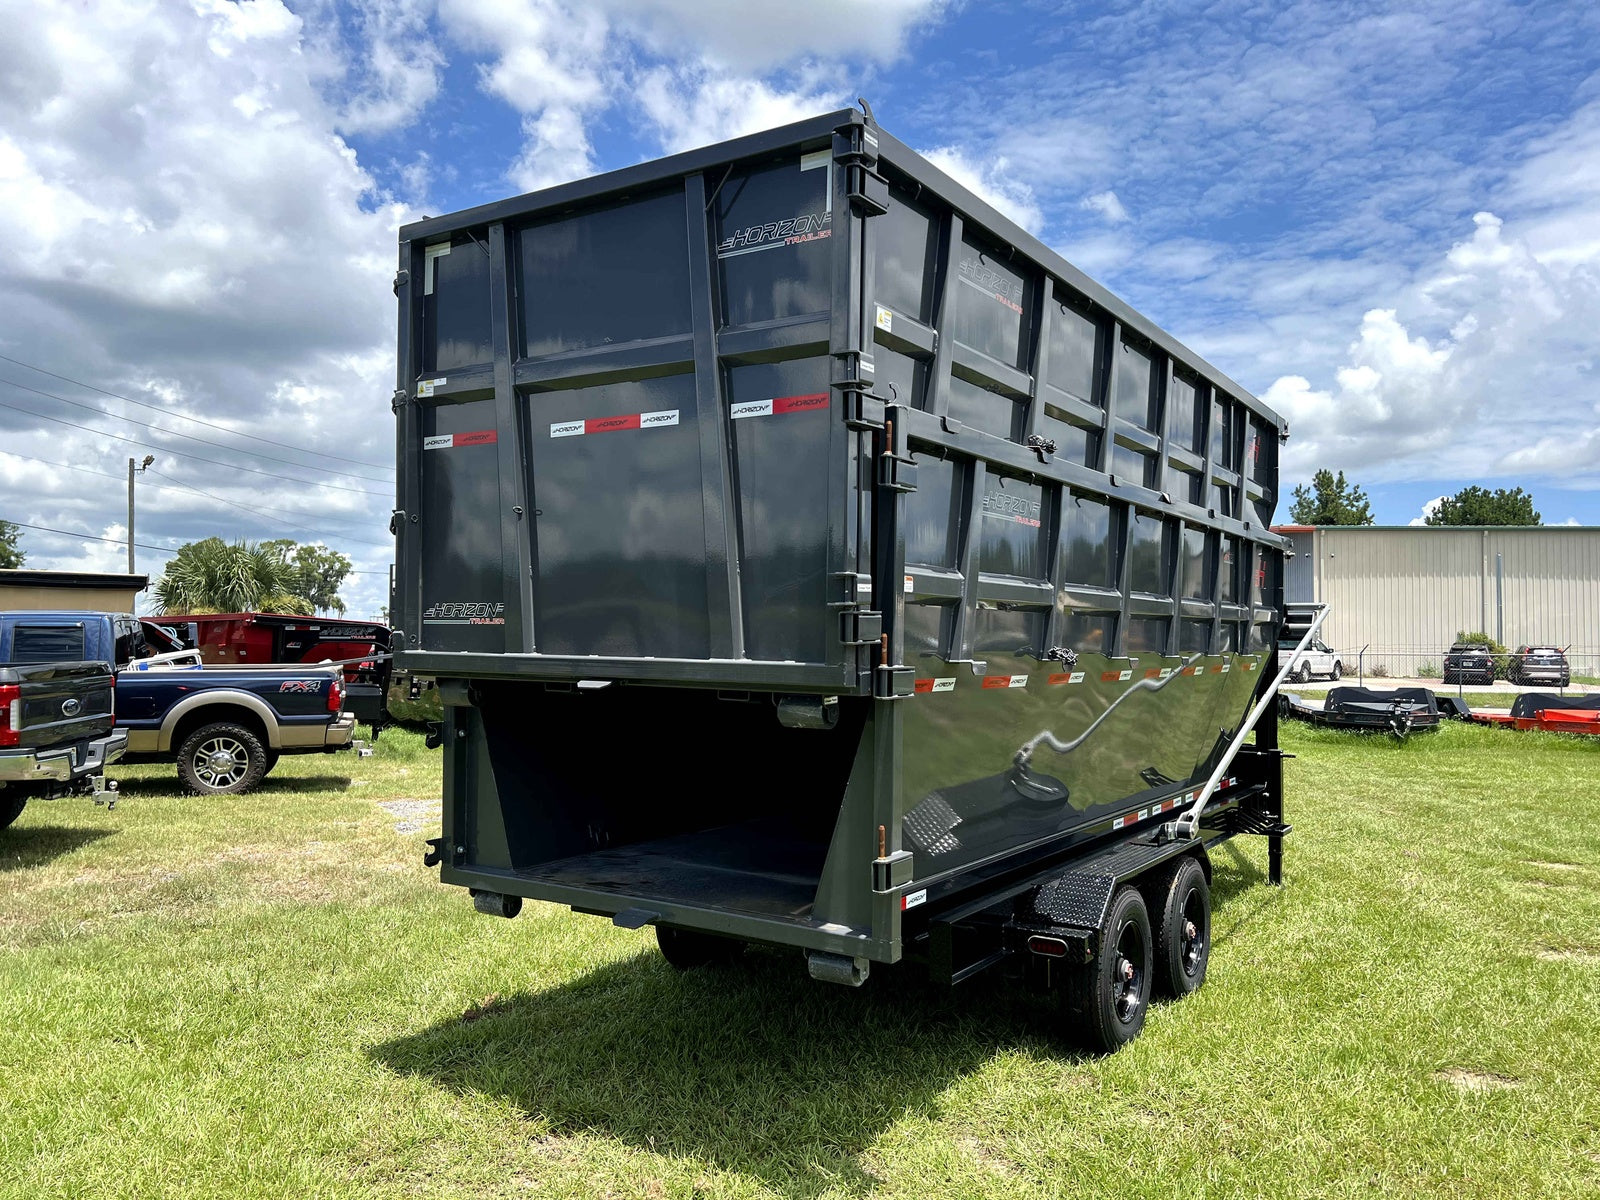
1147 856 1210 998
1065 886 1152 1053
655 926 745 970
177 722 268 795
0 793 25 830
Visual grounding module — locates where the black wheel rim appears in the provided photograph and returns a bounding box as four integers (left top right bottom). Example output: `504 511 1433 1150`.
1112 918 1146 1023
1180 888 1207 977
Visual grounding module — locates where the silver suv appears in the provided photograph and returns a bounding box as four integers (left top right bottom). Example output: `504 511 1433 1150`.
1279 636 1342 682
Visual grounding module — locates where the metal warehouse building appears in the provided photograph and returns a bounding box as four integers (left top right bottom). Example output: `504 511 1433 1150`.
1276 525 1600 679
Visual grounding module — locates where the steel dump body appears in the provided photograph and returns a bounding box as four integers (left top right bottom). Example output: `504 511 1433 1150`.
394 110 1289 968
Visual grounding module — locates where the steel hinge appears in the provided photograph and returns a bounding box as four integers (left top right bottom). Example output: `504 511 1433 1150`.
390 388 408 414
840 610 882 646
875 664 915 699
834 348 876 395
872 849 914 892
393 269 410 296
389 509 406 536
843 392 885 430
879 454 917 492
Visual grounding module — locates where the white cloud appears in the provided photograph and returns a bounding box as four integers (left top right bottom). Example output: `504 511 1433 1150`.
1266 207 1600 487
1408 497 1446 526
1081 189 1129 223
922 146 1043 233
635 65 842 155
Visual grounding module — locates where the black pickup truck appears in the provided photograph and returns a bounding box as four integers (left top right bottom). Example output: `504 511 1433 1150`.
0 630 125 829
0 612 354 795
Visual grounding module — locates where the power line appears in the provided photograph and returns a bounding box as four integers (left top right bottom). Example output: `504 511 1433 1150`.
0 375 390 483
0 449 389 546
9 521 389 574
0 352 394 472
0 395 391 497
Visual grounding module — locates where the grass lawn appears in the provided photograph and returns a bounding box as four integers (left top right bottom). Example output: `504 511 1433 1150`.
3 721 1598 1198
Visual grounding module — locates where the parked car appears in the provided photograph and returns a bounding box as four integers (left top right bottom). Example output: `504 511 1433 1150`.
146 613 392 731
1277 635 1342 682
0 628 125 829
0 611 355 795
1506 645 1569 688
1442 643 1496 685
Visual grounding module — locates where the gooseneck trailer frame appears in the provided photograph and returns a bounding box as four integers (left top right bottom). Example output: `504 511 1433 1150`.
393 108 1294 1049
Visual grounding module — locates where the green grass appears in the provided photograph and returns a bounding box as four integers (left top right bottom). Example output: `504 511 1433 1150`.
3 723 1599 1198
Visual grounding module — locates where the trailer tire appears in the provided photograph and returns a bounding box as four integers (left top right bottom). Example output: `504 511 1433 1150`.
655 926 745 970
1064 885 1151 1053
1147 856 1210 999
0 793 25 829
176 722 268 795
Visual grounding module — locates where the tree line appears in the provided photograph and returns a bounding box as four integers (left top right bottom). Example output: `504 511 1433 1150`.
1289 472 1543 527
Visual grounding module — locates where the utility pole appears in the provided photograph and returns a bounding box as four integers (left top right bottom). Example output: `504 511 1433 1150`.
127 455 154 572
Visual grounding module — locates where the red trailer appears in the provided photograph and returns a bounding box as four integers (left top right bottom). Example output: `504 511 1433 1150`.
143 613 392 729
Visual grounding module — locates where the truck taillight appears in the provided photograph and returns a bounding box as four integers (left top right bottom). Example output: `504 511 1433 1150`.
0 683 19 748
328 676 344 714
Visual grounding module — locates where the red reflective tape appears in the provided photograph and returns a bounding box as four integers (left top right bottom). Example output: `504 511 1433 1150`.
586 413 641 434
773 392 829 414
1144 668 1162 680
981 676 1009 689
913 678 934 694
455 429 497 446
1100 670 1121 683
1211 664 1225 674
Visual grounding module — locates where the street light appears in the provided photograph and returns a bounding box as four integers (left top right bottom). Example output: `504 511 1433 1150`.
128 454 154 572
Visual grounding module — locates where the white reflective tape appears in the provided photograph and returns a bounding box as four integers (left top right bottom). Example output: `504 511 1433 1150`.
1118 669 1133 681
1007 675 1028 688
1112 816 1126 830
549 420 584 438
903 888 927 910
639 408 679 428
875 305 893 333
1139 809 1150 820
1158 668 1173 680
1069 671 1085 684
1221 663 1231 673
731 400 772 420
422 434 453 450
931 678 956 693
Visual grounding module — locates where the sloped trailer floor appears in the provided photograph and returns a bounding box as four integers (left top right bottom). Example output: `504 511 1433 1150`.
1467 693 1600 736
1280 687 1441 738
396 107 1295 1051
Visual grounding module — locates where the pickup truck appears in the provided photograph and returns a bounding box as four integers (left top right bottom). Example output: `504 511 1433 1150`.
0 611 355 795
0 624 125 828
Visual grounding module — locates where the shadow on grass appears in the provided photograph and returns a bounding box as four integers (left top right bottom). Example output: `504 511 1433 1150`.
106 773 353 798
0 823 115 870
373 948 1070 1198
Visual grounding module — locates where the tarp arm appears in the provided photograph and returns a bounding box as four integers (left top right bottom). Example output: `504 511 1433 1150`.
1173 606 1331 841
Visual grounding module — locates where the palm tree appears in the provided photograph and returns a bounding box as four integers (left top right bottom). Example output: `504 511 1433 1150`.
153 538 312 615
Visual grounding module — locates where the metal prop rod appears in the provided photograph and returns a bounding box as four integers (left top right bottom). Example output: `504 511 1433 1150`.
1174 605 1331 840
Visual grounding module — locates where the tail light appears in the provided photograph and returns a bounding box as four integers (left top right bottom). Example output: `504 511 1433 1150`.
0 683 20 747
328 675 345 714
108 677 116 726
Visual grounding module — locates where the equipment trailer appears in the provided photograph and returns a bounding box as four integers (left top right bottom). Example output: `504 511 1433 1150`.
392 107 1297 1050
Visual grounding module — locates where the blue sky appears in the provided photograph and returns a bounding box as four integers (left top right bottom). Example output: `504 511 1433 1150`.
1 0 1598 617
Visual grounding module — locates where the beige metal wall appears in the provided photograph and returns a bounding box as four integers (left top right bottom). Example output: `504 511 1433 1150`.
1289 527 1600 676
0 584 142 612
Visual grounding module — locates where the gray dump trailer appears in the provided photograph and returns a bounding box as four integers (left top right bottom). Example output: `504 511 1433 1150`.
392 108 1294 1050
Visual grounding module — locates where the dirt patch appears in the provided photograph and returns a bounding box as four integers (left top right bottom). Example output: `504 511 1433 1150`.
957 1135 1016 1176
377 798 441 835
1435 1068 1519 1093
1537 946 1600 964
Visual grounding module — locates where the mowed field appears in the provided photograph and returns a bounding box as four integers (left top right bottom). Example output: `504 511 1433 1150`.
3 720 1598 1199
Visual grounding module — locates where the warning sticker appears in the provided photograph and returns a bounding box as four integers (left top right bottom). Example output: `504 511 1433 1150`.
730 393 829 421
903 574 914 594
424 430 497 450
416 377 447 397
875 305 894 333
550 409 680 438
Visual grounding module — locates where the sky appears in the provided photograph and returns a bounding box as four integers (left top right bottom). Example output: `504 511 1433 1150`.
2 0 1598 619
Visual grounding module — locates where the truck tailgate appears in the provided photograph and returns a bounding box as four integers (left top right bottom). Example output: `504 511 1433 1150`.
3 660 115 749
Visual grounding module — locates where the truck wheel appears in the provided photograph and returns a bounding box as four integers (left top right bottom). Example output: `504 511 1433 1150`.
262 750 280 777
1295 663 1310 684
177 722 267 795
655 926 745 969
1147 856 1210 998
0 793 25 830
1064 885 1151 1053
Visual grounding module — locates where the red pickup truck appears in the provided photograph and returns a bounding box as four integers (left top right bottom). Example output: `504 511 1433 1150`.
142 614 392 731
